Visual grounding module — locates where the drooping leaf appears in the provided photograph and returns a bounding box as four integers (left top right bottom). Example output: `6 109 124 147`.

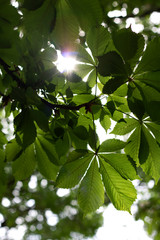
35 139 59 180
100 158 137 212
78 158 104 213
12 144 36 180
98 139 126 153
56 152 93 188
37 134 60 165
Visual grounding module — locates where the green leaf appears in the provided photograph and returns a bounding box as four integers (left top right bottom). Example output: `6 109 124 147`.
135 37 160 74
37 134 60 165
140 125 160 183
99 139 126 153
125 125 141 166
67 0 103 31
0 131 7 147
6 139 22 162
14 108 37 148
31 109 49 132
100 110 111 133
40 46 57 62
111 118 139 135
87 69 97 88
56 153 93 188
145 122 160 143
78 158 104 213
23 0 56 37
73 126 88 140
88 126 100 151
103 77 126 94
100 154 139 180
72 94 94 105
127 82 145 120
97 51 127 77
135 71 160 92
35 139 59 180
76 44 95 65
12 144 36 180
51 0 79 50
100 158 137 212
112 28 144 70
135 81 160 122
87 26 110 56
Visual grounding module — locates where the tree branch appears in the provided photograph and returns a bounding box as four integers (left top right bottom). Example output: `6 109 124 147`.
41 98 95 111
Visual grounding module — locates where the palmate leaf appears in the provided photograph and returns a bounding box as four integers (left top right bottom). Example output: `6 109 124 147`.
78 158 104 214
12 144 36 180
35 139 59 181
56 152 93 188
99 157 137 212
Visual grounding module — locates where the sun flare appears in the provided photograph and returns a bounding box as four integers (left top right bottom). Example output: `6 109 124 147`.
55 51 77 73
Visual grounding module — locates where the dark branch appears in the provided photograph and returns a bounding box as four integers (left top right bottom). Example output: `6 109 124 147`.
41 98 95 111
0 57 25 88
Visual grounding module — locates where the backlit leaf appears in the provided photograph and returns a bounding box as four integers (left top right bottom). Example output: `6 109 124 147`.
78 158 104 213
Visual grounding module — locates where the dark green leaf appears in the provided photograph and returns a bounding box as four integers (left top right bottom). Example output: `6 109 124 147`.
97 51 127 77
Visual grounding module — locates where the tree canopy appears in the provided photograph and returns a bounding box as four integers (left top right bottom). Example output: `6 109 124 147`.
1 0 160 227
